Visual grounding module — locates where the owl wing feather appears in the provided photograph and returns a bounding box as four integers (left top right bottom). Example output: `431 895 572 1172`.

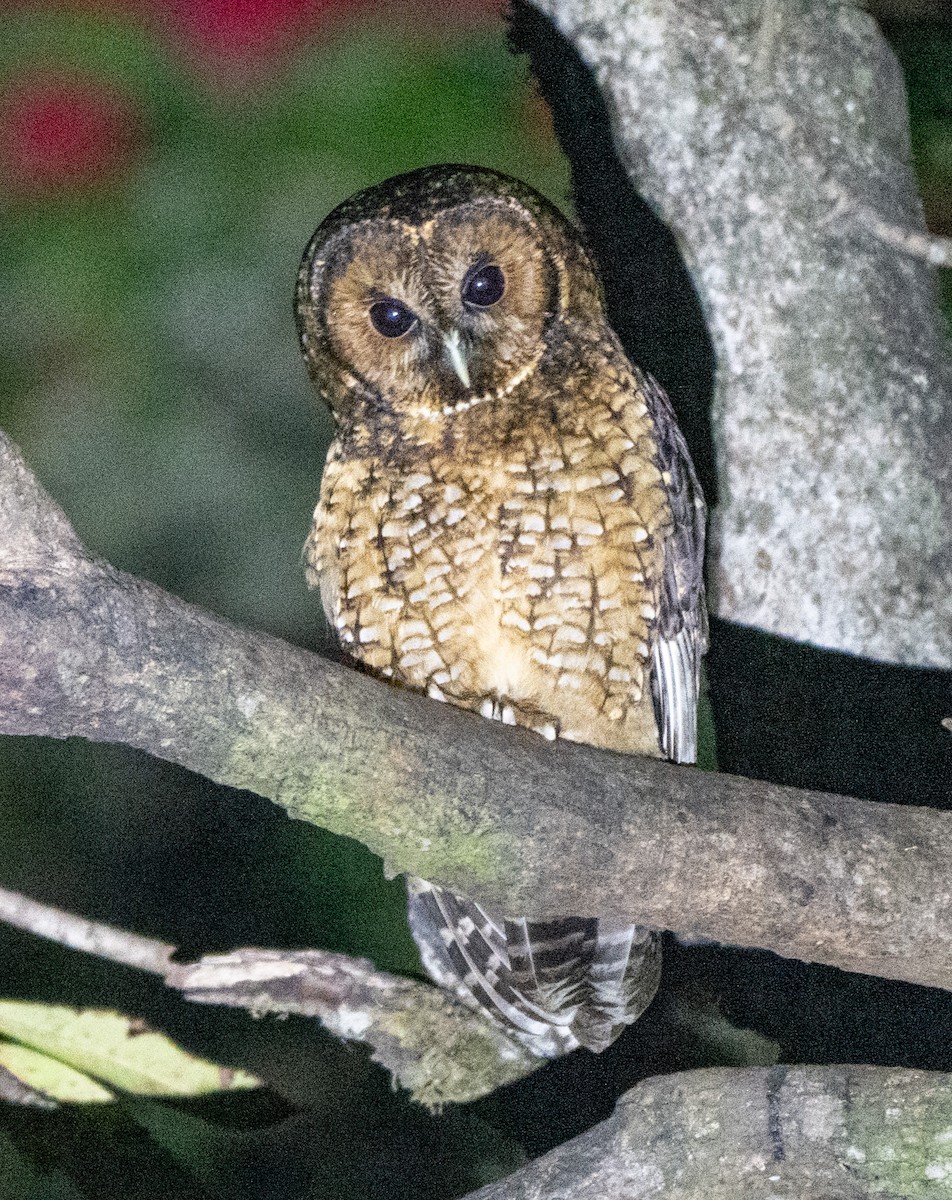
406 878 581 1056
407 877 659 1057
642 372 708 764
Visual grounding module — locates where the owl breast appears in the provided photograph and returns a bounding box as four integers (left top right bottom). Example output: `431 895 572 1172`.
307 377 672 758
297 163 706 1056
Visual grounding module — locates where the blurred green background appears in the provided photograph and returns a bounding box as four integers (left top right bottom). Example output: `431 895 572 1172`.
0 2 950 1197
0 0 572 970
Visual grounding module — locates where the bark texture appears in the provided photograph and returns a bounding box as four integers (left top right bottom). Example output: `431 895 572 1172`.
0 883 538 1106
530 0 952 668
468 1065 952 1199
176 948 537 1107
3 431 952 997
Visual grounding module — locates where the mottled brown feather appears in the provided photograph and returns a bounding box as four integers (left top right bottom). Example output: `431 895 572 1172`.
296 165 706 1056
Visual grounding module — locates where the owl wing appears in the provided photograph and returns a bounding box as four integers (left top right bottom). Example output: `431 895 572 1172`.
303 444 356 650
642 372 708 765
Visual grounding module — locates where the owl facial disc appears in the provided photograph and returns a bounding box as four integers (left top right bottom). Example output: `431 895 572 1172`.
295 164 608 430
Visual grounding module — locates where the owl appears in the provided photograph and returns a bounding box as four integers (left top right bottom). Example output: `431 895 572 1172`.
295 165 706 1058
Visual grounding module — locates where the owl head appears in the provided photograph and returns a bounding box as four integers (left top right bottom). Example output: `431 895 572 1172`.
295 165 603 431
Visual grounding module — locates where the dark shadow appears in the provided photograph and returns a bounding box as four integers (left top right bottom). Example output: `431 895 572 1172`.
707 618 952 809
666 938 952 1074
476 932 952 1158
509 0 718 507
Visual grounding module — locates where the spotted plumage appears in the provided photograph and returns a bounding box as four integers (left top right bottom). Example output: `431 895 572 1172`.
296 165 706 1056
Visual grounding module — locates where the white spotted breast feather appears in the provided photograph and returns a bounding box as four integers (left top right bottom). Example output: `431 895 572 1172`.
296 164 707 1058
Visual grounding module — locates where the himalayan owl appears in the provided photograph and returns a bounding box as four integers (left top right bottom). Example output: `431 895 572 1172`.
295 165 706 1057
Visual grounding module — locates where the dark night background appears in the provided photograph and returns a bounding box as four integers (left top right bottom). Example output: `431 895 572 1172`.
0 1 950 1195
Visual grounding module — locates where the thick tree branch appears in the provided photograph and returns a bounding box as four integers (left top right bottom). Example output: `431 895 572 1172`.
3 430 952 997
530 0 952 668
465 1064 952 1198
0 884 537 1106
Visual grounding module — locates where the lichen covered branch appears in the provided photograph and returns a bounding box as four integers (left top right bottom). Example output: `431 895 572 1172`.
176 948 537 1106
0 883 536 1106
465 1064 952 1198
3 430 952 997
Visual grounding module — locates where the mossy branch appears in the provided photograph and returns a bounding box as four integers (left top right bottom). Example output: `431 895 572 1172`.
3 429 952 1000
467 1064 952 1198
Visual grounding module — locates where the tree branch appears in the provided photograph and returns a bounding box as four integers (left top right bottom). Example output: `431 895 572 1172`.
464 1064 952 1198
0 884 537 1106
3 429 952 997
0 885 175 977
528 0 952 668
176 948 537 1106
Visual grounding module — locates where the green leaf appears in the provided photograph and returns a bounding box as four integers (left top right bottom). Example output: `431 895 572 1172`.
0 1041 112 1104
0 1002 260 1099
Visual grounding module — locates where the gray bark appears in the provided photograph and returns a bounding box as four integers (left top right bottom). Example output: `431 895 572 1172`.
530 0 952 668
176 948 537 1106
3 431 952 997
0 1065 57 1111
468 1064 952 1199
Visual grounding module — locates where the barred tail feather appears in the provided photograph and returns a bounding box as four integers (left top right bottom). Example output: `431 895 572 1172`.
407 876 660 1058
573 921 661 1052
504 916 595 1017
406 878 575 1055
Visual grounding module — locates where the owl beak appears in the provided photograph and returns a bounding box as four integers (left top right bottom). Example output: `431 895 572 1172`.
441 330 471 389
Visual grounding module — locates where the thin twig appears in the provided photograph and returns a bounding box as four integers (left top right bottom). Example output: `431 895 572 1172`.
0 1064 58 1110
0 883 538 1105
0 886 175 976
828 180 952 267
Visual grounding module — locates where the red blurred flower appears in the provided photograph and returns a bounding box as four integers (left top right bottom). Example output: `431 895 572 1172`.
0 69 143 196
145 0 505 81
147 0 356 76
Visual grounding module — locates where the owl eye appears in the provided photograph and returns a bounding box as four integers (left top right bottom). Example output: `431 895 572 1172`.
462 263 505 308
369 299 417 338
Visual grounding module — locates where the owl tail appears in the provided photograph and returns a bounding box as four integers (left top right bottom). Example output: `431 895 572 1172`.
406 877 661 1058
